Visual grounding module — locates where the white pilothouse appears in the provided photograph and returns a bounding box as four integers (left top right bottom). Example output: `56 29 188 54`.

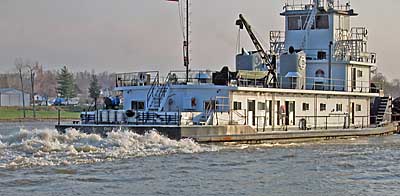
59 0 396 142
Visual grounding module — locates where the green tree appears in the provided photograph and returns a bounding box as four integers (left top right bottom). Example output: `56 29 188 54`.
88 74 101 109
56 66 75 100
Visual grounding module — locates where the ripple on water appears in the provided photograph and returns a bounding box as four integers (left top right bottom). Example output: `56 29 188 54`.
53 168 78 175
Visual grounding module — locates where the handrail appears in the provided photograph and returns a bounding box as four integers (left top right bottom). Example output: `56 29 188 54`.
156 73 172 112
146 72 159 109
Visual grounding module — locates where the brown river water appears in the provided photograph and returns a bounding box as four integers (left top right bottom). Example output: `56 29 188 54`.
0 122 399 196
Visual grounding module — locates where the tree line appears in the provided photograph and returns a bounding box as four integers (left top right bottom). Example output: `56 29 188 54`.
0 59 116 117
372 72 400 98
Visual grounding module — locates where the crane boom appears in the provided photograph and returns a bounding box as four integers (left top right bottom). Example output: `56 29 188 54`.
236 14 278 88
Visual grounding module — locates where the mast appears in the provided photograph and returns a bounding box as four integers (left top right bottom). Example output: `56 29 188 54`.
167 0 190 83
184 0 190 83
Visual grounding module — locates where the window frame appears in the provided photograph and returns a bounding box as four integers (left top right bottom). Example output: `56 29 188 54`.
357 70 363 78
356 104 362 112
288 16 302 30
315 15 329 29
336 104 343 112
320 103 327 111
131 101 145 110
302 103 310 111
258 102 266 111
233 101 242 110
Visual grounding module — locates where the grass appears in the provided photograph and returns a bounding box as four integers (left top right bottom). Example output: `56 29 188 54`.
0 106 81 120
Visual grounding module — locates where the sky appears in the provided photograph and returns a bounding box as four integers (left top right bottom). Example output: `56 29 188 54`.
0 0 399 79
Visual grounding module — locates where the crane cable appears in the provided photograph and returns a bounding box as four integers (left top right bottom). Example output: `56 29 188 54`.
177 1 186 40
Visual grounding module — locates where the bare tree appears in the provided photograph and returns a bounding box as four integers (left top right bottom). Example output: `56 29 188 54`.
15 58 26 118
27 62 37 119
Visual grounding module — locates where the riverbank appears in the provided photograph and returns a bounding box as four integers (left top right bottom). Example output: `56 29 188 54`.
0 106 80 122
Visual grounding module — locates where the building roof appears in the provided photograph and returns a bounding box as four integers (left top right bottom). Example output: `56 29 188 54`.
0 88 29 94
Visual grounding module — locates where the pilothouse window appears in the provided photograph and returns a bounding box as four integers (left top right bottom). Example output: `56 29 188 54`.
288 16 301 30
316 15 329 29
288 15 329 30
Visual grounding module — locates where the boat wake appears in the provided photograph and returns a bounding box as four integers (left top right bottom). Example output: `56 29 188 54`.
0 128 218 169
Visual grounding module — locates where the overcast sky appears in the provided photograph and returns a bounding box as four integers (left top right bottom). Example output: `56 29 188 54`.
0 0 399 79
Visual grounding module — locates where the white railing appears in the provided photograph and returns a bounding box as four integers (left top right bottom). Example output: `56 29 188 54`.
284 0 351 11
236 75 381 93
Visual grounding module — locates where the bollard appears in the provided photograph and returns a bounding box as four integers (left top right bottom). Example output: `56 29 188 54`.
57 109 61 125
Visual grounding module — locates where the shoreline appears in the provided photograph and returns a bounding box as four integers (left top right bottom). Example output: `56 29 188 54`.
0 118 78 123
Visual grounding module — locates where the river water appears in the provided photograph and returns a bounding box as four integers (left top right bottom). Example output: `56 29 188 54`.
0 122 399 196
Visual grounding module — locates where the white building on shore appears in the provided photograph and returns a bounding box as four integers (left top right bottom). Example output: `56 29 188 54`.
0 88 31 107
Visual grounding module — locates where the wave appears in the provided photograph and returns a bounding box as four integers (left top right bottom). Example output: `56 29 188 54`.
0 128 218 169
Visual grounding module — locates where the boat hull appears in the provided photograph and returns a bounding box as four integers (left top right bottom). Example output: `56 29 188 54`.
55 124 399 144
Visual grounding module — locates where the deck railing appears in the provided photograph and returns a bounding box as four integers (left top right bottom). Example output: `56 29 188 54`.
116 71 159 87
163 70 214 85
284 0 351 12
236 75 382 94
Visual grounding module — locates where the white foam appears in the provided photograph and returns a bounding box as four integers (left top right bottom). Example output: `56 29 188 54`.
0 128 218 169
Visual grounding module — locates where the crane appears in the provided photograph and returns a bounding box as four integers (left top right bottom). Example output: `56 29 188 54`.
301 0 318 49
236 14 278 88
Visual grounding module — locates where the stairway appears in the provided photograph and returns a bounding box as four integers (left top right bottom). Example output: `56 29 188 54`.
148 84 169 111
146 74 171 112
371 97 391 125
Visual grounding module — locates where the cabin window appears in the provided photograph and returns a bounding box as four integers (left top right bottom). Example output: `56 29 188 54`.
288 16 301 30
336 104 343 112
131 101 145 110
302 103 310 111
317 51 327 60
357 70 363 78
356 104 362 112
301 16 315 29
316 15 329 29
233 101 242 110
320 103 327 111
258 102 266 111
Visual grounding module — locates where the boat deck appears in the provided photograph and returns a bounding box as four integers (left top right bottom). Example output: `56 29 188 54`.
56 123 399 144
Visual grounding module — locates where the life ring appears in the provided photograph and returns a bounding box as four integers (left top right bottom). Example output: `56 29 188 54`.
191 97 197 107
126 110 136 118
